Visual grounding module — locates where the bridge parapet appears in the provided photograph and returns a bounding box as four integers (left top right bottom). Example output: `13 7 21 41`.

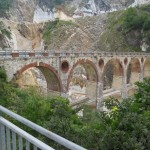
0 50 149 59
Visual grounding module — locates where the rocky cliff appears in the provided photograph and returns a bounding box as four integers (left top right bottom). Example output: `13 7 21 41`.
2 0 148 22
0 0 150 51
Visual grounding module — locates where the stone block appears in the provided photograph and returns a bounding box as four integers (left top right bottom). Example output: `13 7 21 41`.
66 53 70 56
28 52 35 57
43 53 49 56
55 53 60 56
12 52 19 57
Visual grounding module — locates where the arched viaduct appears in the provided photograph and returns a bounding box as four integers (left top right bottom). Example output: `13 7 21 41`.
0 51 150 109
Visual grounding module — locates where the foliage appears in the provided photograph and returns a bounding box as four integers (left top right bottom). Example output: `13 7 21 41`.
54 0 64 5
101 78 150 149
0 68 150 149
0 0 11 15
43 19 75 42
123 7 150 31
38 0 65 10
1 28 11 38
99 5 150 52
0 67 7 81
0 21 11 39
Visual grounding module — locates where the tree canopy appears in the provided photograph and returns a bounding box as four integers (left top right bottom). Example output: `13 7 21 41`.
0 68 150 149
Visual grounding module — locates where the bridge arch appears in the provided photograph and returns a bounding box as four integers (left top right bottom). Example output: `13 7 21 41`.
15 62 63 93
127 58 141 84
67 59 99 102
102 58 124 90
144 58 150 77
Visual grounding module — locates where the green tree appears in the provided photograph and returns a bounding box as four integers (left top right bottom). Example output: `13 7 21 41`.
0 67 150 150
0 0 11 15
123 7 150 31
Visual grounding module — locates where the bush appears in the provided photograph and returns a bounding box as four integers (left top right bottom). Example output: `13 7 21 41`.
1 28 11 38
0 0 11 15
0 21 11 38
143 18 150 30
0 66 150 150
43 19 75 42
0 67 7 81
123 7 150 31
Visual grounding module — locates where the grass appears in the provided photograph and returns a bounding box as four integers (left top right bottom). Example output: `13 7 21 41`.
43 19 77 49
0 21 11 39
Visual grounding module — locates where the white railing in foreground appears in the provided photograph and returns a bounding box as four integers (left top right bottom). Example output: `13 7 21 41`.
0 117 54 150
0 105 87 150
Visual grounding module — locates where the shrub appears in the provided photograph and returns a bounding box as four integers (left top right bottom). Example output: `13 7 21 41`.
123 7 150 31
0 66 150 150
43 19 75 41
0 0 11 15
1 28 11 38
143 18 150 30
0 67 7 81
0 21 11 38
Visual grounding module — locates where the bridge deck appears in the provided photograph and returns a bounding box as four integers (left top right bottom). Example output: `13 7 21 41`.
0 50 149 59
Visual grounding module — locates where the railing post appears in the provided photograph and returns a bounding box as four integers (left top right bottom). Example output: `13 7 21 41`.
0 124 6 150
0 111 6 150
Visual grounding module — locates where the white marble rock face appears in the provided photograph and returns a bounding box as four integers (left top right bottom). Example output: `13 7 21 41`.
8 0 150 23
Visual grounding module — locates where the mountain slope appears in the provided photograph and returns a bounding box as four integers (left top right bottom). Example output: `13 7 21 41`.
0 0 150 52
1 0 150 23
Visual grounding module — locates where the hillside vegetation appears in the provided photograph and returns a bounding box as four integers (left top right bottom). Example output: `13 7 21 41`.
43 19 78 50
42 5 150 52
0 3 149 52
38 0 66 10
0 21 11 49
0 0 11 16
42 15 107 51
98 6 150 52
0 67 150 149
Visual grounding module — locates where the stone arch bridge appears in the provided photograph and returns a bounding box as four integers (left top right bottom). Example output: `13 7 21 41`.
0 51 150 108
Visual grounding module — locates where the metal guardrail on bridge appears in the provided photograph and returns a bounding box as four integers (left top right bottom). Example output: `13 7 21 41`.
0 50 149 59
0 105 87 150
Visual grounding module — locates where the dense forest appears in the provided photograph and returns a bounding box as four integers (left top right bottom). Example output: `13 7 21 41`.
0 67 150 149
